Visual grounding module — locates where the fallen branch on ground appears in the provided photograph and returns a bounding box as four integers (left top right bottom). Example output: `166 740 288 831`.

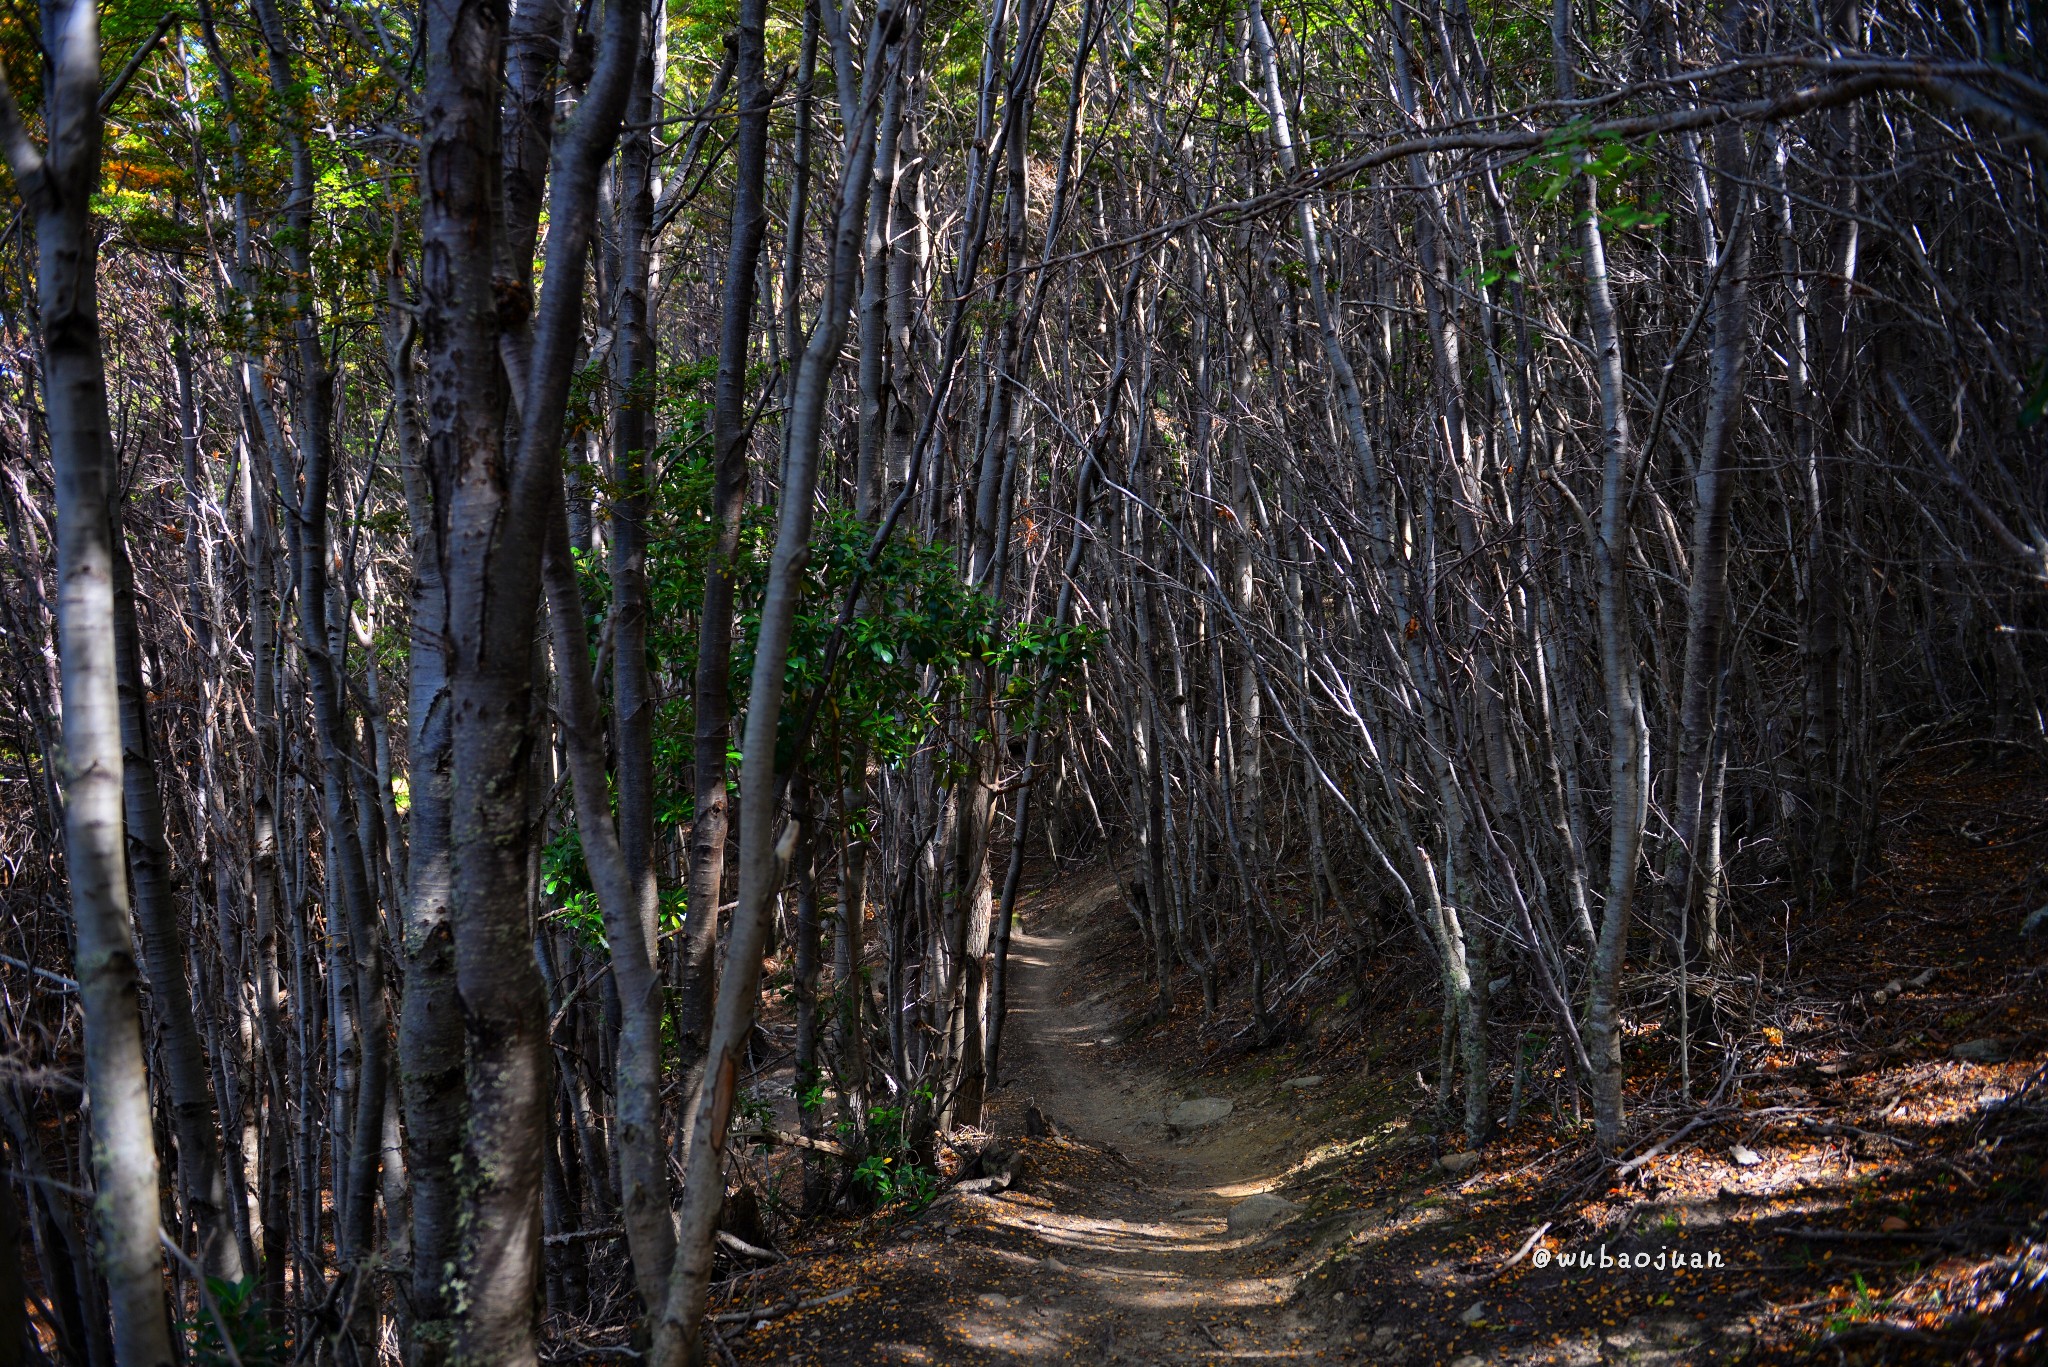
1487 1221 1553 1279
1615 1105 1806 1176
736 1127 850 1157
716 1230 785 1262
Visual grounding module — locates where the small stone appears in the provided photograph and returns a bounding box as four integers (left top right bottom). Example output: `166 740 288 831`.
1370 1325 1400 1345
1881 1216 1910 1232
1952 1038 2010 1063
1166 1096 1234 1129
1460 1300 1487 1325
1438 1150 1482 1175
1280 1075 1325 1090
1729 1144 1762 1167
1041 1255 1069 1273
1452 1356 1487 1367
977 1292 1010 1308
1227 1192 1299 1234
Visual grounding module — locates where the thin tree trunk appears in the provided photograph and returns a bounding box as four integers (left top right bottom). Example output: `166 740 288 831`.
598 0 679 1306
112 527 238 1279
1 3 176 1355
1664 127 1752 1006
681 0 773 1138
1580 158 1648 1157
251 0 389 1298
541 508 674 1307
386 275 465 1363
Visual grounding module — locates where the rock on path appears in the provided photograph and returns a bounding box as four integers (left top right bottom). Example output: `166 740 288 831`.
1165 1095 1234 1129
1226 1192 1298 1235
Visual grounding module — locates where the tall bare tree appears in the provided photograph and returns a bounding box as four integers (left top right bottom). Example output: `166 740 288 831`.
1 1 175 1360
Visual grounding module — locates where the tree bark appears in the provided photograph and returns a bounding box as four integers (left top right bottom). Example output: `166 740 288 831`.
112 527 239 1280
598 0 679 1307
251 0 389 1296
387 274 465 1364
681 0 773 1140
1664 128 1753 985
416 0 641 1356
541 507 674 1307
1 2 176 1357
1580 174 1648 1156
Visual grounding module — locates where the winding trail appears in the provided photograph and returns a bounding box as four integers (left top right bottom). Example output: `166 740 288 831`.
977 876 1338 1362
734 869 1361 1364
717 772 2048 1367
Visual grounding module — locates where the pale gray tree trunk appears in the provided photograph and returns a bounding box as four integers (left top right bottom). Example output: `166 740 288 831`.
595 0 679 1307
159 266 245 1281
386 281 464 1365
1 1 176 1357
1663 127 1753 1059
1542 0 1645 1153
250 0 390 1304
1574 120 1649 1159
1386 5 1498 1143
856 50 905 522
540 515 673 1307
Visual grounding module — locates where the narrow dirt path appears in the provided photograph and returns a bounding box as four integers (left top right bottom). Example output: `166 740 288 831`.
727 871 1361 1365
979 879 1333 1362
716 765 2048 1367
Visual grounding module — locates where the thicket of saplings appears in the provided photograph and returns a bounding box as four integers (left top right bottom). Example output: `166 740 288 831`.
0 0 2042 1361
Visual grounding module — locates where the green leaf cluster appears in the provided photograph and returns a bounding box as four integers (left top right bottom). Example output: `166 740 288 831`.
544 361 1094 949
845 1087 939 1209
1519 123 1670 236
183 1278 286 1367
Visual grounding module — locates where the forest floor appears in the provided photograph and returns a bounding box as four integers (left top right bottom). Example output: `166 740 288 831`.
683 747 2048 1367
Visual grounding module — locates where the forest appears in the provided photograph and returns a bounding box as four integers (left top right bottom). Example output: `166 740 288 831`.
0 0 2044 1360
